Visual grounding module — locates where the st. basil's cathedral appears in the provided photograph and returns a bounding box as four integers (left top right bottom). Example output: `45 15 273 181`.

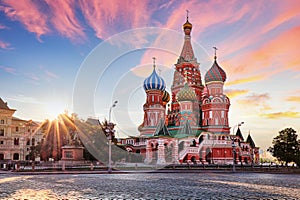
120 15 259 165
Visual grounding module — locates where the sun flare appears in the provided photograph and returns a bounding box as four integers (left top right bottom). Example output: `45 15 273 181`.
45 101 67 120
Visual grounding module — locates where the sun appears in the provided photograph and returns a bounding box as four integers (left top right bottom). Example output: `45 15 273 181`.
45 101 67 120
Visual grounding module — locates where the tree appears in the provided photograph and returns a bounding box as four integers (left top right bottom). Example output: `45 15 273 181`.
295 140 300 167
268 128 299 166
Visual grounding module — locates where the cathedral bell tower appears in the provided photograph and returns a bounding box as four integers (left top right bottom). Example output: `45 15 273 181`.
168 11 204 127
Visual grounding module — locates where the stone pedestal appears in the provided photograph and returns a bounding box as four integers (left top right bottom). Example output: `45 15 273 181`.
60 145 85 164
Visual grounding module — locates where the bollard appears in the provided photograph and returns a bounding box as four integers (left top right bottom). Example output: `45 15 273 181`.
90 163 94 171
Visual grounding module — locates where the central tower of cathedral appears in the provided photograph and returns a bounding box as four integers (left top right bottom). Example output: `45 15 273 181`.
139 14 230 136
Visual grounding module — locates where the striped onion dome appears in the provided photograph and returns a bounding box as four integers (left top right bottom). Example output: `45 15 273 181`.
162 90 170 102
143 68 166 91
205 59 227 83
177 83 196 101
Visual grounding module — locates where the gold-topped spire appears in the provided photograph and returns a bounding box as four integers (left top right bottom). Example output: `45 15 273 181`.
213 46 218 60
183 10 192 31
152 57 156 69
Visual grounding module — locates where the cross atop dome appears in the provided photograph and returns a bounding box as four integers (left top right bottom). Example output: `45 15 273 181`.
186 9 189 21
152 57 156 69
213 47 218 60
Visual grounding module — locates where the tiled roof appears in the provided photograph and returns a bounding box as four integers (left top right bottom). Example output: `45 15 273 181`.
0 98 10 110
236 127 244 141
205 60 227 83
246 134 256 148
177 83 196 101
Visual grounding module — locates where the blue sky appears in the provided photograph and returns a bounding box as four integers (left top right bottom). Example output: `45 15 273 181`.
1 0 300 151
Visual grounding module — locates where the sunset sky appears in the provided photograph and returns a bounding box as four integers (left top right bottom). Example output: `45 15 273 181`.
1 0 300 151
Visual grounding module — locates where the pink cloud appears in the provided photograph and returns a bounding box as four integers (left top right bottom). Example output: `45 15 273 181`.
0 40 11 49
0 24 7 29
78 0 153 39
248 26 300 71
222 24 300 85
45 0 86 43
262 1 300 34
163 0 256 38
0 0 49 40
45 70 58 79
27 73 40 81
0 65 16 75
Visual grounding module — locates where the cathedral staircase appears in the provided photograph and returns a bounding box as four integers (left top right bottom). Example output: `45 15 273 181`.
178 141 204 162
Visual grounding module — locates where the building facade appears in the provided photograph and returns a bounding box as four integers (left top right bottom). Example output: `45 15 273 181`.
0 98 44 163
120 15 259 165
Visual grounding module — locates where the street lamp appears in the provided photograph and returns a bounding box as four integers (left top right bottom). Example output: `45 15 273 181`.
107 100 118 173
232 140 236 172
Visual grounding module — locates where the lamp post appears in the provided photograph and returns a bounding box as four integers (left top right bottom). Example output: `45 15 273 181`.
107 100 118 173
232 140 236 172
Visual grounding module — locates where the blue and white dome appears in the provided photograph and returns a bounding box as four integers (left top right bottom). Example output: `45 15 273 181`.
143 68 166 91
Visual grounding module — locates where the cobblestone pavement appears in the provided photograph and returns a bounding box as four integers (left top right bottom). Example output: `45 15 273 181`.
0 172 299 199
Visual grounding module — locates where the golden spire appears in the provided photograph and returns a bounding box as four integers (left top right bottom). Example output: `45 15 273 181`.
183 10 192 31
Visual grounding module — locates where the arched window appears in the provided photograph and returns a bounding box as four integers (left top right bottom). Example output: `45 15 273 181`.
13 153 19 160
14 138 19 145
0 129 4 136
26 138 30 145
32 138 35 146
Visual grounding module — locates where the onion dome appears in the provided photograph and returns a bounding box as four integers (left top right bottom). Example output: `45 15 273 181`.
162 90 170 103
143 58 166 91
205 58 227 83
183 10 192 30
183 20 192 30
177 83 196 101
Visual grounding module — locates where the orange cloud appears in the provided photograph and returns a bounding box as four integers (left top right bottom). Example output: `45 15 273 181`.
224 89 249 98
223 25 300 84
250 26 300 71
286 96 300 103
225 75 266 86
78 0 153 40
261 111 300 119
0 0 49 40
237 93 272 111
45 0 86 42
